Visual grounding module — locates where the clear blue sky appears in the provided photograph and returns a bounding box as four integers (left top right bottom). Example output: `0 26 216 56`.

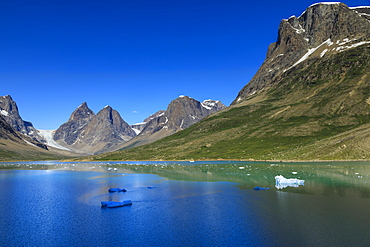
1 0 370 129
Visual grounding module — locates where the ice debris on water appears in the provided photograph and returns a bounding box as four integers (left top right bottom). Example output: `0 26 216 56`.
101 200 132 208
253 186 270 190
275 175 305 189
108 188 127 193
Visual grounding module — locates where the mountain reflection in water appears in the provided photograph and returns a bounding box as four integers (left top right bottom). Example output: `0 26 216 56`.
0 160 369 246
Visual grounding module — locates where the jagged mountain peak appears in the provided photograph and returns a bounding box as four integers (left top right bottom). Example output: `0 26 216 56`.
69 102 94 122
54 103 136 154
0 95 45 145
233 2 370 104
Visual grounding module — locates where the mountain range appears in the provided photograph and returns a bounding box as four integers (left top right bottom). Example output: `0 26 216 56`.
0 94 225 160
2 2 370 161
91 2 370 161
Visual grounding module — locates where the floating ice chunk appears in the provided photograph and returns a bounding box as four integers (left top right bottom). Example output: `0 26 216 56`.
239 167 245 169
253 186 270 190
275 175 305 189
101 200 132 208
108 188 127 193
292 171 298 174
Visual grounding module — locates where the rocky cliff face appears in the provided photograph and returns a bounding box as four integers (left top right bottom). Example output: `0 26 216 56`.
131 110 165 135
233 3 370 104
55 103 136 154
0 115 22 141
0 95 48 149
54 102 95 145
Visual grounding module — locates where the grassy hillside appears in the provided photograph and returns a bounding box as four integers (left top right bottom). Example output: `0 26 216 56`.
87 44 370 161
0 139 79 161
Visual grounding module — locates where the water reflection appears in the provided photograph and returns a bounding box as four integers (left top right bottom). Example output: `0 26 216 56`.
0 160 369 198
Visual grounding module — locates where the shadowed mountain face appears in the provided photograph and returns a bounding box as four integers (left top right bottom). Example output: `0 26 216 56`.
91 3 370 161
54 103 136 154
0 95 45 144
0 115 22 141
0 95 48 150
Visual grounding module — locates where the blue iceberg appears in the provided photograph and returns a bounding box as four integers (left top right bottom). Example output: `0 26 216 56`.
253 186 270 190
108 188 127 193
275 175 305 189
101 200 133 208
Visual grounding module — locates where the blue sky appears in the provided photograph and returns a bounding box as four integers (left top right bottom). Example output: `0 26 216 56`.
1 0 370 129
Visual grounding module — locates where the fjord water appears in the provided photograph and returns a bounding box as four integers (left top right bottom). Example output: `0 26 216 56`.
0 161 369 246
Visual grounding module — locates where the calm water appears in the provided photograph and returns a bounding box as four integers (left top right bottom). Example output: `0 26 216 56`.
0 160 369 246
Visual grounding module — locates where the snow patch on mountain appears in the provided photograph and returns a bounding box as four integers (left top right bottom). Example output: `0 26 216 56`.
201 99 220 110
0 110 9 116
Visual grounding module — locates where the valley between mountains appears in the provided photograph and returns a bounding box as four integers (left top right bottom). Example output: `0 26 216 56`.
2 2 370 161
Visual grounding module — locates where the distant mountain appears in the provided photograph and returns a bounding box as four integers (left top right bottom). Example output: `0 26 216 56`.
116 96 226 151
54 103 136 154
0 95 48 150
54 102 95 147
131 110 165 135
91 3 370 161
140 96 225 135
0 96 77 161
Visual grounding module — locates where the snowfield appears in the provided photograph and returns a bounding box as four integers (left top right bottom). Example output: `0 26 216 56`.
37 129 71 151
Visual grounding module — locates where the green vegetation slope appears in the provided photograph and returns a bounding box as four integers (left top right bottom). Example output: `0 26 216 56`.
88 44 370 161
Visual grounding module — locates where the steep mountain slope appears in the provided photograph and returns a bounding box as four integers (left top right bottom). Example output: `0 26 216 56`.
0 95 47 148
116 96 226 150
54 102 95 147
131 110 165 135
233 2 370 104
0 114 76 161
54 103 136 154
89 3 370 161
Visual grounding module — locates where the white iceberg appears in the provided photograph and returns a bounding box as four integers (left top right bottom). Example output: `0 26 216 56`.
275 175 305 189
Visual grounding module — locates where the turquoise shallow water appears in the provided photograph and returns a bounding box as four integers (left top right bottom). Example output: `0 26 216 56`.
0 161 369 246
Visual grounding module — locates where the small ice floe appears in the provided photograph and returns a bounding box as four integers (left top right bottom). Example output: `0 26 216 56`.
253 186 270 190
239 167 245 169
275 175 305 189
113 168 117 171
101 200 132 208
292 172 298 174
108 188 127 193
